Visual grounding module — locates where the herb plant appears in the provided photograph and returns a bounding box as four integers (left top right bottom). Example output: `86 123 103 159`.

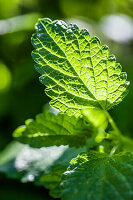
1 18 133 200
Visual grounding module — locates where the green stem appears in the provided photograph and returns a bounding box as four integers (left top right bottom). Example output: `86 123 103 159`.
105 110 133 152
104 111 122 137
109 145 119 156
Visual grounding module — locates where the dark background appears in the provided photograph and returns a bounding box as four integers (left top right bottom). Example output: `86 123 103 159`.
0 0 133 199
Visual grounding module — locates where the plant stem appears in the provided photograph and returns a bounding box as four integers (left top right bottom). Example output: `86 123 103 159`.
109 145 119 156
105 110 133 152
104 111 122 137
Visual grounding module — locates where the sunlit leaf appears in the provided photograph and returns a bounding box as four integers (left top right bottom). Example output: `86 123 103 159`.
32 18 129 116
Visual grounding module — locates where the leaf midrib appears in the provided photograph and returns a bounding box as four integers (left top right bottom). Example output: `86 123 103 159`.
39 20 103 110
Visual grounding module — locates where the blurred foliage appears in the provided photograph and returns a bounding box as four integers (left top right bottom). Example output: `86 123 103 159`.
0 141 87 198
0 0 133 199
60 0 133 21
0 62 11 93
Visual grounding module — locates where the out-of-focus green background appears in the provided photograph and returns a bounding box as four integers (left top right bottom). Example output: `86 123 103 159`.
0 0 133 199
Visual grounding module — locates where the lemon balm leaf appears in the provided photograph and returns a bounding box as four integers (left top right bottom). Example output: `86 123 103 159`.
13 108 93 147
13 103 109 148
62 151 133 200
31 18 129 116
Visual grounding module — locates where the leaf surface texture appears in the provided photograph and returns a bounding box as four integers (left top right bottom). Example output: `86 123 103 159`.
62 151 133 200
32 18 129 115
13 106 102 147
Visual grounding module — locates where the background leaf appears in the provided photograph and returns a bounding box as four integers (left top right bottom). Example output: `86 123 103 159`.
13 104 109 148
13 105 102 147
0 141 87 198
0 142 68 183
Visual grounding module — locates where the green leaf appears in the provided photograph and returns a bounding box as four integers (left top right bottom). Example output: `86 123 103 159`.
31 18 129 116
13 106 96 147
62 151 133 200
41 165 66 198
